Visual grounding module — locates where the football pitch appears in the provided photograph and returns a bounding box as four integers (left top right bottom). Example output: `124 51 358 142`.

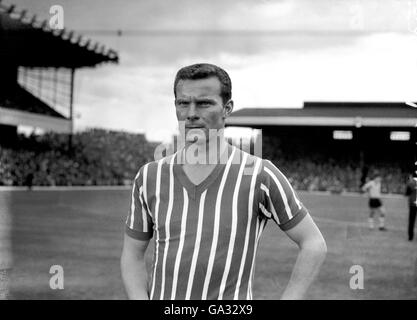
1 188 416 300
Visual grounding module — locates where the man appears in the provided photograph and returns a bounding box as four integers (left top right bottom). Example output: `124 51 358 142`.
121 63 327 300
362 172 387 231
405 174 417 241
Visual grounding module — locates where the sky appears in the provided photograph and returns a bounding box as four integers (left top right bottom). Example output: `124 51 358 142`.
5 0 417 142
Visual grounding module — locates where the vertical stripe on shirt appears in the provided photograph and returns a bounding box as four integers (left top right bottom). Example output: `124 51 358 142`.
185 189 207 300
128 170 141 228
234 158 261 299
218 152 248 299
247 216 260 300
129 184 136 229
202 146 237 300
171 187 189 299
265 166 292 219
259 202 272 219
143 163 150 218
149 159 164 300
159 155 176 299
269 161 302 210
260 184 280 221
138 186 148 232
247 217 267 300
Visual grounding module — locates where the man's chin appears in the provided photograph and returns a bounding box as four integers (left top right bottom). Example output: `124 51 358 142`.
185 136 207 145
185 130 206 143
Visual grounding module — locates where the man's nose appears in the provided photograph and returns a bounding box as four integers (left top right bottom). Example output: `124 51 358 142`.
186 103 199 121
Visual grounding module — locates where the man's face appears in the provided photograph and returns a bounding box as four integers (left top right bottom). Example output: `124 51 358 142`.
175 77 233 145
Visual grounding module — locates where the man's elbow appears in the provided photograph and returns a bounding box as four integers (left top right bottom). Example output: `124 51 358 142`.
120 251 129 279
121 248 146 271
302 236 327 258
121 250 137 271
120 248 136 276
317 238 327 257
315 238 327 262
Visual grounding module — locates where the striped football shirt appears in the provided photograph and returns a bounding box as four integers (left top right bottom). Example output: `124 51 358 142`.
125 144 308 300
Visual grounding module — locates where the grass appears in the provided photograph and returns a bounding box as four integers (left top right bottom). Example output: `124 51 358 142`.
1 189 416 299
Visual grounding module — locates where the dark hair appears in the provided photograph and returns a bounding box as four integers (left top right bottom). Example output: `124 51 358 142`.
174 63 232 104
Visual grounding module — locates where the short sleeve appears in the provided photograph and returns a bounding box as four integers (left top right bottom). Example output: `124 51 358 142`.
125 165 154 240
259 160 308 231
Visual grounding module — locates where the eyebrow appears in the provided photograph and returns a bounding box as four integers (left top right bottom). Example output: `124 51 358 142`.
196 98 216 103
175 97 216 103
175 98 190 104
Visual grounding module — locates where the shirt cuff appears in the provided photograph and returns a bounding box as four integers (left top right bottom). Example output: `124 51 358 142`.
125 225 153 240
279 207 308 231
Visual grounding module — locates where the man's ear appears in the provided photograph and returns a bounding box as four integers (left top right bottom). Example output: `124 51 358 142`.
223 100 234 119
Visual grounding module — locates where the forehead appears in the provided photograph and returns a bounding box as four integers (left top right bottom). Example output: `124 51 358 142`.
176 77 221 98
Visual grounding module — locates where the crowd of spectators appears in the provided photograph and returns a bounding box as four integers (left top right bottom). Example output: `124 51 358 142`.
0 129 409 194
0 129 156 186
262 135 408 195
273 157 406 194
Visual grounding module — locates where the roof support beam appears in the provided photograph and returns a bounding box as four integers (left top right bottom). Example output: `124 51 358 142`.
226 116 417 128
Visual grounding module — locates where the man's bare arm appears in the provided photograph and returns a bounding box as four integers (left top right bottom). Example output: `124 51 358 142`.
120 234 150 300
361 182 370 193
281 213 327 300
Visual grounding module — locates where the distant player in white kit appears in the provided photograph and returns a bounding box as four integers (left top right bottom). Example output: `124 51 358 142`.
362 172 387 231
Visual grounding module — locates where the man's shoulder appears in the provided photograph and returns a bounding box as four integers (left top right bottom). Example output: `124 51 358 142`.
232 147 267 168
232 147 284 177
133 154 176 181
245 151 280 172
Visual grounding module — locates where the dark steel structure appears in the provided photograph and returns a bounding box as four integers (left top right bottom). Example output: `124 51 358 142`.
0 1 119 144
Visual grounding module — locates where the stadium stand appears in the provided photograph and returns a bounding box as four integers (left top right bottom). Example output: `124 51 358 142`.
0 2 118 139
0 128 407 193
0 3 125 187
227 102 416 195
0 129 156 186
0 84 65 118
